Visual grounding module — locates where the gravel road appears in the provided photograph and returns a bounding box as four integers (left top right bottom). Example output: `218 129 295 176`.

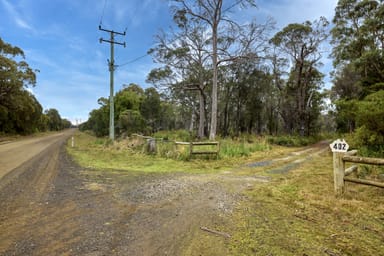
0 131 329 255
0 130 242 255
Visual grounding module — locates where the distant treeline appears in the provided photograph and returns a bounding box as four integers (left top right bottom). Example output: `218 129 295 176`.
0 38 71 135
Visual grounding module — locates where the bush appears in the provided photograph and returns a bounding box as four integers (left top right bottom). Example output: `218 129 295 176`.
353 91 384 155
220 137 269 158
156 140 190 160
153 130 192 142
266 135 316 147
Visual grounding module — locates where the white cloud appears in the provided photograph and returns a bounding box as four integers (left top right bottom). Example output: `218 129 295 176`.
0 0 35 32
257 0 337 28
24 50 60 70
98 0 170 30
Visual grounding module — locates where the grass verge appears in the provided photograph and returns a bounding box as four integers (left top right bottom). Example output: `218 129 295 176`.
66 131 276 174
229 152 384 256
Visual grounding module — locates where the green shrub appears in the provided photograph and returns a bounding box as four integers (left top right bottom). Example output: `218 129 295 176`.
220 137 269 158
153 129 192 142
267 135 318 147
349 90 384 156
156 140 190 160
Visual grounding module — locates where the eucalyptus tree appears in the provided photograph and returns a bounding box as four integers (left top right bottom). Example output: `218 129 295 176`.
114 83 147 136
4 90 43 134
115 83 144 115
45 108 63 131
0 38 43 134
332 0 384 69
266 49 289 135
82 98 109 137
331 0 384 147
148 19 211 138
152 0 272 139
140 87 162 132
332 0 384 100
220 59 273 136
271 17 329 135
0 38 36 103
332 0 384 95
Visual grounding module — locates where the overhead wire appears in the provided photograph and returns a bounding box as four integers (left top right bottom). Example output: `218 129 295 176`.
116 17 201 68
115 31 189 68
97 0 150 68
117 53 150 67
99 0 108 26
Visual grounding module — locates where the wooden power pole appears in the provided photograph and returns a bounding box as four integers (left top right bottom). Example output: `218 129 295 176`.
99 25 126 141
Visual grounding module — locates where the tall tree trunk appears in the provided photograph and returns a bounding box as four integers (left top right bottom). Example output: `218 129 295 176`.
209 22 218 140
209 0 222 140
189 111 195 132
198 88 205 139
222 84 231 137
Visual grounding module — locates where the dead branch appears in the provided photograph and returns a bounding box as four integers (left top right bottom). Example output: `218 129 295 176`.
200 226 231 238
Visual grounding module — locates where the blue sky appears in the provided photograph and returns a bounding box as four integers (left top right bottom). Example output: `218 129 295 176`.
0 0 337 124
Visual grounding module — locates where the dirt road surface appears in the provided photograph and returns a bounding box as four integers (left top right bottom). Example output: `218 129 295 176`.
0 131 73 181
0 132 329 255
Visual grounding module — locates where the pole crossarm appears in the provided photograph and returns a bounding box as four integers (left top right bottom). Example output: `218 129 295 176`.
99 25 126 36
99 38 126 47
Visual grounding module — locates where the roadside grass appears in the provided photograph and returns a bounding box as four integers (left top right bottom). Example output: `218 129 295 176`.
229 152 384 256
66 131 279 174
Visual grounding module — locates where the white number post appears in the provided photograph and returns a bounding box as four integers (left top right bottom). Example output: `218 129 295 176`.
330 139 349 153
330 139 349 195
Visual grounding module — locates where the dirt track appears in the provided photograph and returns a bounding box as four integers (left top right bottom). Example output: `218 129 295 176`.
0 132 329 255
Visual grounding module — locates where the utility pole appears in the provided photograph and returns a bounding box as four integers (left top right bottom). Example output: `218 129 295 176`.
99 25 126 141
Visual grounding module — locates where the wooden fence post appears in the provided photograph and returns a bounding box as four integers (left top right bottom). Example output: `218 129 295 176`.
189 142 193 159
333 152 345 195
147 138 156 153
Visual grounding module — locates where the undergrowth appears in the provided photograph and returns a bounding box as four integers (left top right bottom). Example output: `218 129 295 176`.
266 135 320 147
71 131 271 162
66 131 273 173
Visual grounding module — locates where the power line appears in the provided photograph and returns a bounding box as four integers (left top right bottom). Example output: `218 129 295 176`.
99 0 108 26
117 30 189 68
117 53 149 67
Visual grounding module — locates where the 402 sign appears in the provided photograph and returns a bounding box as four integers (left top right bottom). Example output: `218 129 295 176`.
330 139 349 153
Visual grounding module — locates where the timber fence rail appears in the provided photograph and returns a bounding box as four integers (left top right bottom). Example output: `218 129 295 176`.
175 141 220 159
333 149 384 195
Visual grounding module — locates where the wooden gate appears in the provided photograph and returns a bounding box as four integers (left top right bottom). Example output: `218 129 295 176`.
333 150 384 195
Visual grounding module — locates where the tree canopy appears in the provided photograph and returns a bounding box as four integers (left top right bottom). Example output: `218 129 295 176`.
0 38 71 134
331 0 384 151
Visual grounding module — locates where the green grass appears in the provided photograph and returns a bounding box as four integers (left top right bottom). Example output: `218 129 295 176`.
67 131 271 173
229 154 384 256
220 137 270 158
